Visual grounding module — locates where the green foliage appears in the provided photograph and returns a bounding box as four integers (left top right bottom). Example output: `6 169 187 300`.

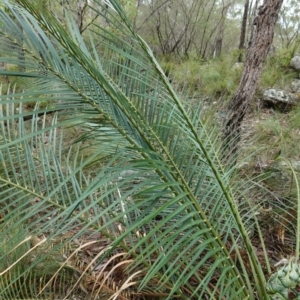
164 54 242 98
164 41 299 100
0 1 299 299
0 230 31 299
259 44 300 90
249 107 300 166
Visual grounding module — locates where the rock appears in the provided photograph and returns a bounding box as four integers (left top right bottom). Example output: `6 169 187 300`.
262 88 298 110
232 62 244 71
117 169 148 183
291 79 300 93
266 160 300 174
290 56 300 70
119 169 138 178
276 160 300 172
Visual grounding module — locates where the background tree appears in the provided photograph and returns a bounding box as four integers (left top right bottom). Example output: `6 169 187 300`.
34 0 100 35
135 0 241 59
223 0 284 161
238 0 250 61
276 0 300 48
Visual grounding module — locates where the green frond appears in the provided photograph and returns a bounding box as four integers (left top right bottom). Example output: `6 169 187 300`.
0 1 275 299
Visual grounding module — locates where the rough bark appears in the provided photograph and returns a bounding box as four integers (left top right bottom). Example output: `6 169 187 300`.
222 0 284 163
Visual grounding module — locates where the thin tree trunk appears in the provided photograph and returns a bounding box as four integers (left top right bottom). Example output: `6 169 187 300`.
214 2 230 58
222 0 284 164
214 38 222 58
247 0 259 48
238 0 250 62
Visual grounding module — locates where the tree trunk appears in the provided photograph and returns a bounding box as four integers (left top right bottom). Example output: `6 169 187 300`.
213 2 230 58
238 0 250 62
214 38 222 58
247 0 259 48
222 0 284 163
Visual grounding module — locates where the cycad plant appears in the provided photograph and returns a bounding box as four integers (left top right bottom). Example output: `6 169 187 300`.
0 0 299 299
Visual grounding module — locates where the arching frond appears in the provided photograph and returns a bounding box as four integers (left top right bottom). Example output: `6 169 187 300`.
0 1 273 299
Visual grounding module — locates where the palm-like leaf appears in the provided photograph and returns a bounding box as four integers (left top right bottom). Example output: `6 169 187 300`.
0 0 278 299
